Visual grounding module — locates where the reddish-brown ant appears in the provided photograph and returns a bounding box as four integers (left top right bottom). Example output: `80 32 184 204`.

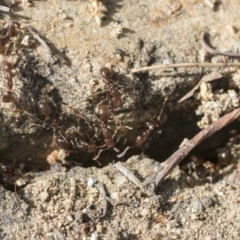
100 67 123 108
1 60 17 102
94 103 115 148
37 100 53 118
36 100 105 162
94 102 113 124
216 131 240 168
182 156 210 179
93 102 132 159
37 100 67 135
0 21 21 52
56 136 101 153
117 109 167 158
182 131 240 179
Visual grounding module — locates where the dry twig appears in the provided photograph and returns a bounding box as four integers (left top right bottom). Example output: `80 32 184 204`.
131 62 240 73
114 161 145 191
0 5 10 12
178 71 223 103
143 107 240 192
201 32 240 57
28 27 52 62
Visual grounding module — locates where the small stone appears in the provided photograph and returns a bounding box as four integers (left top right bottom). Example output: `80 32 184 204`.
114 174 128 187
141 208 149 217
87 178 97 188
91 232 98 240
40 192 49 202
96 223 103 233
191 214 198 220
170 196 177 203
66 215 73 222
110 192 119 200
190 200 204 213
202 197 214 208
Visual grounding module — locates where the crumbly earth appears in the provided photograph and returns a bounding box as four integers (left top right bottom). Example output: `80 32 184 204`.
1 155 240 239
1 0 240 239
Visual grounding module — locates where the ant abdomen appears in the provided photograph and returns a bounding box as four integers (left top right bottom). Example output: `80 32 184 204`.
37 101 53 117
95 103 112 123
195 165 207 179
217 148 231 166
2 91 15 103
55 136 71 150
100 67 113 80
2 60 13 72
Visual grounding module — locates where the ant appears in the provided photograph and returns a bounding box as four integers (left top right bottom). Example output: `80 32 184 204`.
55 132 106 165
216 130 240 168
95 103 118 154
37 100 105 162
117 108 167 158
182 131 240 179
100 67 123 108
1 60 17 102
0 163 25 190
182 156 211 179
94 102 132 159
0 21 21 52
37 100 68 139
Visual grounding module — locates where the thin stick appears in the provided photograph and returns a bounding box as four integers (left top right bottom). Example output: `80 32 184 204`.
178 71 223 103
114 161 145 191
143 107 240 192
0 5 10 12
131 62 240 73
201 32 240 57
28 27 52 62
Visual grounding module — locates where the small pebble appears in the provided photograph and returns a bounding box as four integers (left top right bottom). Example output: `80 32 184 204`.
67 215 73 222
141 208 150 217
114 174 128 187
110 192 119 200
91 232 98 240
191 214 198 220
202 197 214 208
190 200 204 213
40 192 49 202
96 223 103 233
87 178 97 188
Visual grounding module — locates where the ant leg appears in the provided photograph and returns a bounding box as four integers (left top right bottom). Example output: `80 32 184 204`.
139 147 145 156
112 125 133 139
117 146 133 158
93 148 107 161
19 110 43 123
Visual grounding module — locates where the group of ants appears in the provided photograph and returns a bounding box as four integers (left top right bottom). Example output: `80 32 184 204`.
0 21 239 190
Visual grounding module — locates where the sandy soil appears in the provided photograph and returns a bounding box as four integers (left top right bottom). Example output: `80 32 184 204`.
1 0 240 239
